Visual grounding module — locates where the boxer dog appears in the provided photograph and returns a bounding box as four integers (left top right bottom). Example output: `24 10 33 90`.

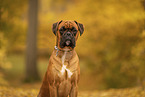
38 20 84 97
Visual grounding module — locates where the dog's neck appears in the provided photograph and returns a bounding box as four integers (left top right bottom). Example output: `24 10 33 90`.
54 46 74 61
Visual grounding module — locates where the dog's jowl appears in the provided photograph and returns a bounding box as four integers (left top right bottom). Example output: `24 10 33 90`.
38 20 84 97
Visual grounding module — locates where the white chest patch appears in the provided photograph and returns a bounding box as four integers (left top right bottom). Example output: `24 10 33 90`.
60 65 73 78
60 51 73 78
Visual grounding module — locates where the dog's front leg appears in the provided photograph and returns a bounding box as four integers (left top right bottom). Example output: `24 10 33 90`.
69 85 78 97
49 84 57 97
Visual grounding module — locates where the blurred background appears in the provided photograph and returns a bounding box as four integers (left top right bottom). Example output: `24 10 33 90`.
0 0 144 91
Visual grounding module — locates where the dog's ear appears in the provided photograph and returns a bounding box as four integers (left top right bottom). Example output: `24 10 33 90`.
74 21 84 36
52 20 62 35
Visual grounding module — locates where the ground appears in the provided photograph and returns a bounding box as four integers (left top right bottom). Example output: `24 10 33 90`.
0 86 144 97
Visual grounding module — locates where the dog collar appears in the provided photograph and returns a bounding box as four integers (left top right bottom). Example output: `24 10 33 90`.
54 46 72 56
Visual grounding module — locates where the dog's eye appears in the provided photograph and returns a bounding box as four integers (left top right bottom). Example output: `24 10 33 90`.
71 27 77 36
73 31 77 36
59 27 66 35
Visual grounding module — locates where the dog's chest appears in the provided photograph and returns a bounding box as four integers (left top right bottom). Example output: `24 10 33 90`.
59 51 73 79
59 62 73 79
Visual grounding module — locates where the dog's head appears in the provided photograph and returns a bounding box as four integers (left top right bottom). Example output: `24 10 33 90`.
52 20 84 50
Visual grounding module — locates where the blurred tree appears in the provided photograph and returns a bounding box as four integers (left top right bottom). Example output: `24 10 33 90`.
0 0 27 53
25 0 40 81
0 0 25 85
0 0 144 89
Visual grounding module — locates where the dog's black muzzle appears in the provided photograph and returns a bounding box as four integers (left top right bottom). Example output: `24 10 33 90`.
60 31 76 48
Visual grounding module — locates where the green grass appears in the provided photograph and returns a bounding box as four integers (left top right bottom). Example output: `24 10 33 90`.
2 54 48 87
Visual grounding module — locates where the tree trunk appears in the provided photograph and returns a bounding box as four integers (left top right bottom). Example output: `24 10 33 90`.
25 0 40 82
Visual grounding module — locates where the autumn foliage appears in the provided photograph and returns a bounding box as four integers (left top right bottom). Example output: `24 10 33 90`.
0 0 144 91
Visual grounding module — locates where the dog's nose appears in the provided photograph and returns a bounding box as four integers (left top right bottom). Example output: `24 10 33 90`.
67 32 71 36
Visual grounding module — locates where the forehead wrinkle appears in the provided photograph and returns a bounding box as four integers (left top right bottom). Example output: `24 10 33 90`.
64 21 73 28
58 21 78 30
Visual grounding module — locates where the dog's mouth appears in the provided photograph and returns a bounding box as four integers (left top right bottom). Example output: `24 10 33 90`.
64 39 73 47
65 40 71 46
60 39 75 48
